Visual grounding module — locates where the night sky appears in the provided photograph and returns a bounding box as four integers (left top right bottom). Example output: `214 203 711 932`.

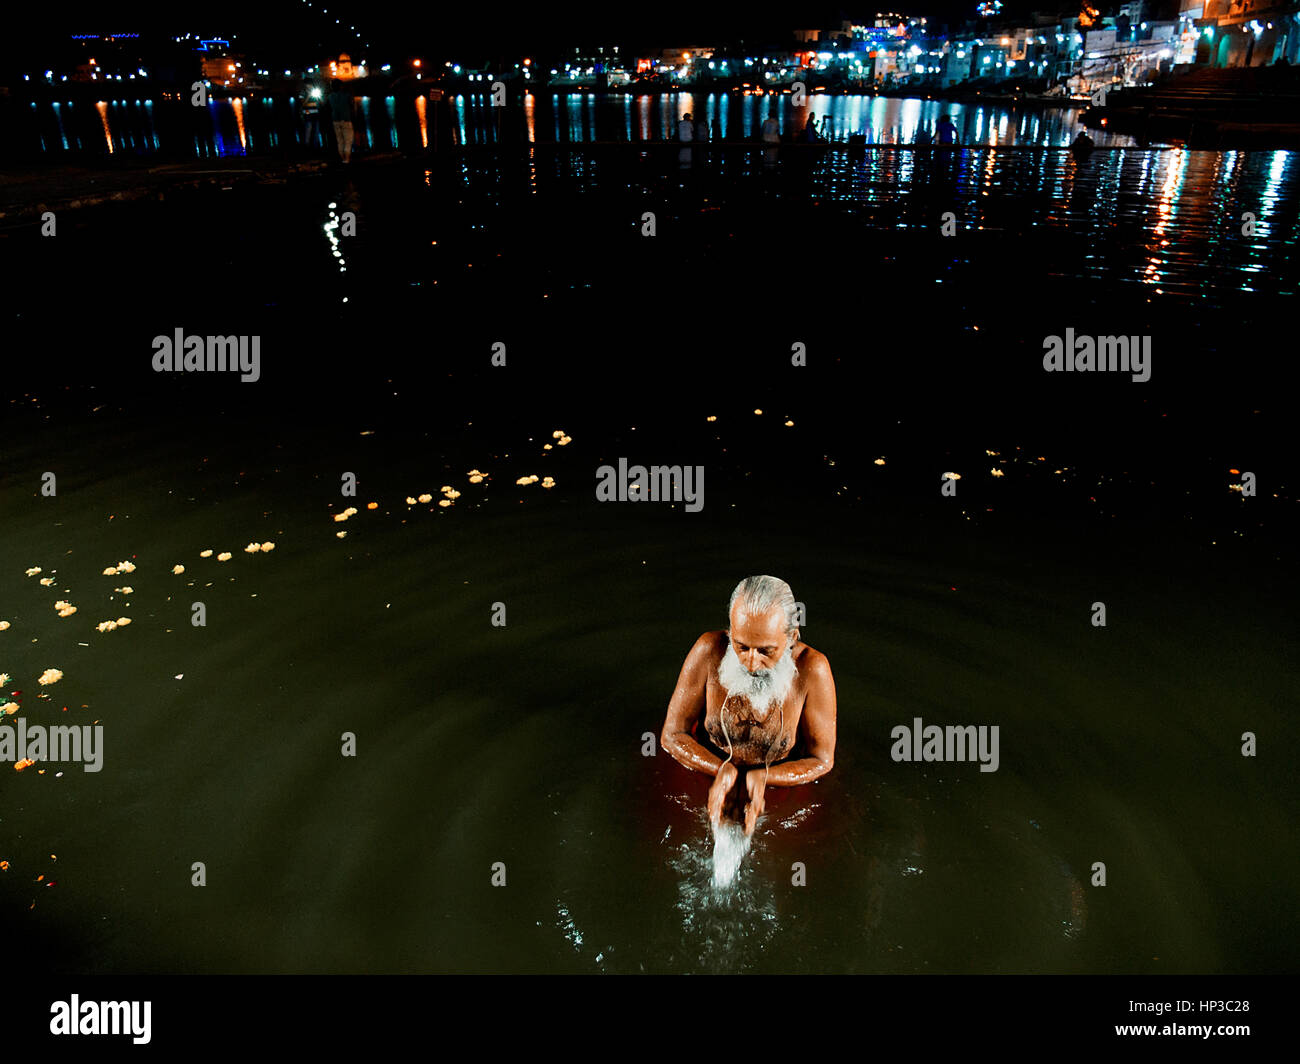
12 0 1051 59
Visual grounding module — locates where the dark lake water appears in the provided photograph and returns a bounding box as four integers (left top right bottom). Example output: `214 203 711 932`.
1 125 1296 973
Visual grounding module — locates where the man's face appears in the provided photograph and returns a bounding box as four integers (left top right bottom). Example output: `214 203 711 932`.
728 604 791 676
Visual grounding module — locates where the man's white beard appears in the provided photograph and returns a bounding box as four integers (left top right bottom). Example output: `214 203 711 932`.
718 639 797 719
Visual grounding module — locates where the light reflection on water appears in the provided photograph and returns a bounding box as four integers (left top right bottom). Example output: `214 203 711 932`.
28 91 1300 304
334 143 1296 307
25 91 1119 157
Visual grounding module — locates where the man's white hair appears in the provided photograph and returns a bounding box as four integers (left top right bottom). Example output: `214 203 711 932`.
728 575 798 636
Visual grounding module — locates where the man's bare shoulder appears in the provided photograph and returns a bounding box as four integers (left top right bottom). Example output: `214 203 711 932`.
689 630 729 664
794 643 833 681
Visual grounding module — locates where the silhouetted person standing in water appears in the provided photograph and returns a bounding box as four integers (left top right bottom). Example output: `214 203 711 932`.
761 109 780 167
678 111 694 167
327 80 354 164
936 114 958 175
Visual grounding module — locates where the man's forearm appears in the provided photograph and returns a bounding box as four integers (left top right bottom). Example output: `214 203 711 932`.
662 731 725 776
761 756 832 786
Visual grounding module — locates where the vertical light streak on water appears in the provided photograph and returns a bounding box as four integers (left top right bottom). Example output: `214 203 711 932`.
637 95 651 141
209 100 225 157
358 96 371 151
95 99 113 153
233 97 247 152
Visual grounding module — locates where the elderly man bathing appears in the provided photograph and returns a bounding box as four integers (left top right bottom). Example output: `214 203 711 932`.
661 576 837 837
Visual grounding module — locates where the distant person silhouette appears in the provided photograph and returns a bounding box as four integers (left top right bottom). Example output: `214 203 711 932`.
936 114 958 174
761 109 780 166
326 79 354 164
678 111 694 167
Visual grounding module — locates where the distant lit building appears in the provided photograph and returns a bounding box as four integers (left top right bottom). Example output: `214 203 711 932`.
325 53 367 80
200 54 248 87
1198 0 1300 65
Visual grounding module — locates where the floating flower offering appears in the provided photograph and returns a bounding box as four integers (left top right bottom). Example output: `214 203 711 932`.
37 669 63 686
217 552 232 562
39 577 54 586
173 564 185 574
200 550 213 558
25 568 42 577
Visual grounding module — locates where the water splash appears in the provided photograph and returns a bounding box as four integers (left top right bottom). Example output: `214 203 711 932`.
710 818 752 889
556 902 583 950
665 810 781 972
